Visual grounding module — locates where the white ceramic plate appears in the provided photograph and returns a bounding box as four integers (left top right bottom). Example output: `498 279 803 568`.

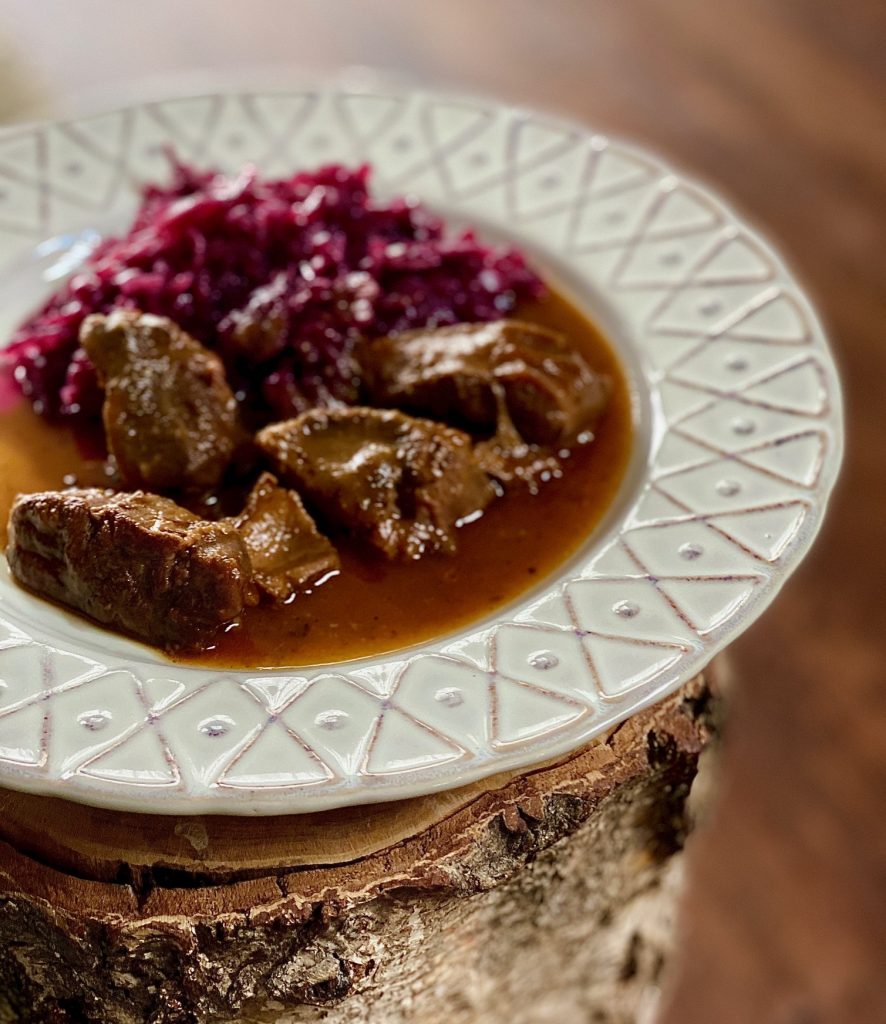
0 86 842 814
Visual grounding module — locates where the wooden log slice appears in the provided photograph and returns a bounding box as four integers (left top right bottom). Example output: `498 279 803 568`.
0 670 719 1024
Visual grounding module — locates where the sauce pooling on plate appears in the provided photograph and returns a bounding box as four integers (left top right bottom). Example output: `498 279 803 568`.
0 284 633 668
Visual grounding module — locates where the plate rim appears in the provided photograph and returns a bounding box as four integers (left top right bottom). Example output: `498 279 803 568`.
0 82 843 814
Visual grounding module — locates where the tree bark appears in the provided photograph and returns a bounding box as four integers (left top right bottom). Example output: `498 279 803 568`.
0 670 719 1024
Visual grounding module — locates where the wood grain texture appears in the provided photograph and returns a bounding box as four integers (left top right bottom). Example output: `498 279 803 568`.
1 1 884 1020
0 743 627 884
0 676 715 1024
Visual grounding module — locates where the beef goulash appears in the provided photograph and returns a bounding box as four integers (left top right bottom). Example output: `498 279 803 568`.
4 302 617 657
256 407 495 560
7 490 257 652
3 302 620 657
1 160 631 664
81 310 241 492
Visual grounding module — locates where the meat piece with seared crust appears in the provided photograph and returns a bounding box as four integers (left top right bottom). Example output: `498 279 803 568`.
229 472 339 602
360 320 609 447
6 489 257 652
256 407 495 560
80 310 240 492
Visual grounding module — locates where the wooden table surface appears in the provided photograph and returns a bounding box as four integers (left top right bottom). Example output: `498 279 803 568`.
2 2 884 1021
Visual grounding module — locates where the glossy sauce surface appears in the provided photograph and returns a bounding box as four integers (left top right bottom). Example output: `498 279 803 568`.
0 286 633 668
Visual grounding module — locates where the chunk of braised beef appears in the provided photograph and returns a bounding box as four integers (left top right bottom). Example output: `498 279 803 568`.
360 319 610 447
473 386 565 494
256 407 495 560
6 489 257 652
80 310 241 492
230 472 340 602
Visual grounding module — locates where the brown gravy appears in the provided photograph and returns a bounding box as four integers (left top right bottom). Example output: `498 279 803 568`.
0 286 632 668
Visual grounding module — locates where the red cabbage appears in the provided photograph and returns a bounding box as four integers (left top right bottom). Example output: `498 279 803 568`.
3 157 544 422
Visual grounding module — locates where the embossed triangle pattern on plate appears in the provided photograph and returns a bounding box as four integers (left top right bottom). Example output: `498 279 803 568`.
0 85 842 813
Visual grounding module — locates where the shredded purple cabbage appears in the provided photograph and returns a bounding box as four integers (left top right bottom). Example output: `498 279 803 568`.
3 158 543 422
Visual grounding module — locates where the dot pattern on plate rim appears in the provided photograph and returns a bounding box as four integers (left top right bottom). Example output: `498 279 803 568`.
0 86 842 813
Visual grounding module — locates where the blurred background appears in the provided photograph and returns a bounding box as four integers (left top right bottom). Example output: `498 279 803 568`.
1 2 884 1021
